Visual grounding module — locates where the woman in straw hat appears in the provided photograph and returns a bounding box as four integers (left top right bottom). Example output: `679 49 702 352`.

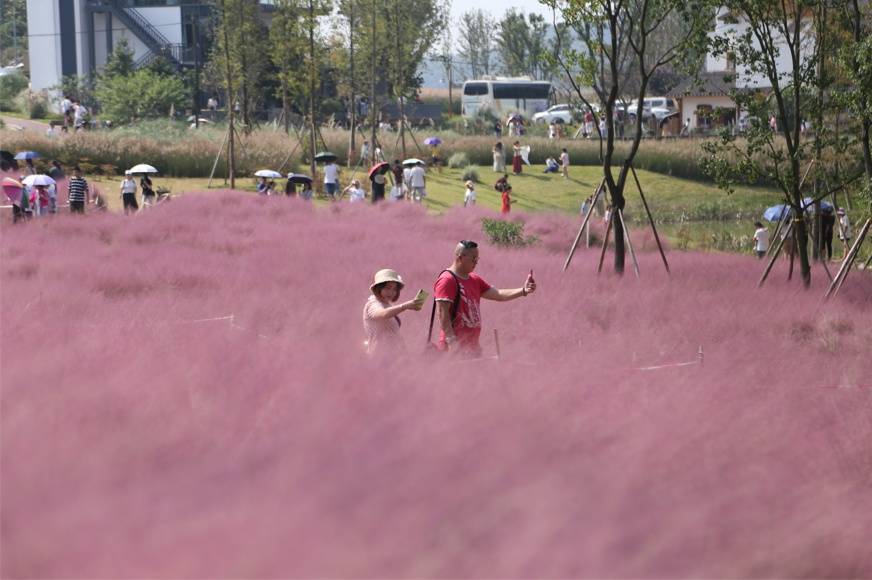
363 269 425 355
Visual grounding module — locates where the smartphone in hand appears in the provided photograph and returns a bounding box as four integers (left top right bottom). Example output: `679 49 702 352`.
414 289 429 302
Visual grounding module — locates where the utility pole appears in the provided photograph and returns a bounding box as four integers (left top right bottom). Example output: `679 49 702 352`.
219 0 236 189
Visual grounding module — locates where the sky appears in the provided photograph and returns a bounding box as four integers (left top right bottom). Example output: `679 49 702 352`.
448 0 553 25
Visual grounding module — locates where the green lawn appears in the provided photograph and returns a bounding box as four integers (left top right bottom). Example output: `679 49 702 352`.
96 164 780 218
86 165 866 261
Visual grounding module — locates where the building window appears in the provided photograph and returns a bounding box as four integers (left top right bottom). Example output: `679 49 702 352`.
696 104 713 128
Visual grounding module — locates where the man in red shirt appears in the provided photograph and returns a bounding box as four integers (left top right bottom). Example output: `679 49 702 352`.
434 240 536 356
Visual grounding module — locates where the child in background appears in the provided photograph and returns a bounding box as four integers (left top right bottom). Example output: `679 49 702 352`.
501 186 512 214
464 180 476 207
560 148 570 178
753 221 769 259
544 157 560 173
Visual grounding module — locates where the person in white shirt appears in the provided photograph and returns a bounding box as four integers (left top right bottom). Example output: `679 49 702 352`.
120 170 139 214
753 221 769 259
73 101 89 131
359 140 371 165
402 165 413 199
60 95 72 132
343 179 366 203
463 180 476 207
560 148 570 178
409 163 426 203
837 208 852 250
323 161 340 199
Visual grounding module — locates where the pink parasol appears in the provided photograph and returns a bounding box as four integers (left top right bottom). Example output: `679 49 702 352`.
2 177 24 205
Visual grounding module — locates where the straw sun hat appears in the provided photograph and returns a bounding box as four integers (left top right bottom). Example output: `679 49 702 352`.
465 180 475 188
370 269 405 292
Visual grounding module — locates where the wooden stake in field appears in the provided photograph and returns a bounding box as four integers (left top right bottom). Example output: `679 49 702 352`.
597 208 614 274
825 217 871 299
630 166 670 274
758 220 793 288
617 208 640 279
562 178 605 271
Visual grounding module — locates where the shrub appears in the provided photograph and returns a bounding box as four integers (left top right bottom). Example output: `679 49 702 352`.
447 152 469 168
27 92 49 119
0 72 28 112
461 165 480 183
96 69 190 125
481 218 539 247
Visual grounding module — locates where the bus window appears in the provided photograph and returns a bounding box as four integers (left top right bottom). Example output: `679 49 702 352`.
492 83 551 99
463 82 489 96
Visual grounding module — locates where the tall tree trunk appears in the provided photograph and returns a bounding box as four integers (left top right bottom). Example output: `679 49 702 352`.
348 0 356 168
282 84 290 134
220 0 235 189
447 64 453 115
394 0 406 160
237 0 251 131
611 182 626 274
370 0 377 166
308 0 317 180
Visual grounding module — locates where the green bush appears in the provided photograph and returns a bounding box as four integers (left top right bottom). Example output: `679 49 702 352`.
27 93 49 119
96 69 190 125
0 72 28 112
481 218 539 247
447 151 469 168
461 165 480 183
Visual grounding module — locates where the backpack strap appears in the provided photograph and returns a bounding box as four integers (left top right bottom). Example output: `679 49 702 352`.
427 269 462 343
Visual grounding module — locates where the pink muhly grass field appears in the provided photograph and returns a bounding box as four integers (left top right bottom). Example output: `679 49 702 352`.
2 189 871 578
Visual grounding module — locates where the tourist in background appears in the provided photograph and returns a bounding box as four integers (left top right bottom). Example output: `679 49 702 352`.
120 170 139 214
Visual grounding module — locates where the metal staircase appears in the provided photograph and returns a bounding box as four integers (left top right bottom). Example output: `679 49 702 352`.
90 1 183 70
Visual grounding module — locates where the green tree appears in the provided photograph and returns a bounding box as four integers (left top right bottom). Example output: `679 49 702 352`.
496 10 556 80
458 9 496 79
270 0 308 133
544 0 714 274
212 0 269 130
102 39 135 78
385 0 447 157
0 0 27 65
0 72 28 112
836 0 872 200
702 1 825 287
95 69 189 124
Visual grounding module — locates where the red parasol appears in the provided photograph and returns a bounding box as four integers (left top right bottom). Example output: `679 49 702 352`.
368 162 390 180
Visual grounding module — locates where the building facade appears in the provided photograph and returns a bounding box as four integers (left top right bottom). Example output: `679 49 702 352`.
669 6 816 132
26 0 211 92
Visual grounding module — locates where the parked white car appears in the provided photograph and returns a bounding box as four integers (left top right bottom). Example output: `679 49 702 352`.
627 97 678 121
533 104 577 124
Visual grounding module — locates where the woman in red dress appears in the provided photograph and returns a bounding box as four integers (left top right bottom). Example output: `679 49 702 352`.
501 186 512 214
512 141 523 175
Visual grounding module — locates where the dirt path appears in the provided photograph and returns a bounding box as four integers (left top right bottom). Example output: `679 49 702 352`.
1 115 51 133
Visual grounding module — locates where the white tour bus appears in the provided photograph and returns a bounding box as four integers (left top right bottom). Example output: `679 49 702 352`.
461 78 553 119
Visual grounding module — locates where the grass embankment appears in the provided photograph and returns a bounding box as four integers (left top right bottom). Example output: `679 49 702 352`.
1 119 732 183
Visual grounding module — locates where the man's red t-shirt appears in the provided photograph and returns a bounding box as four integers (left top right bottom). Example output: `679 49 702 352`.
434 270 491 354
